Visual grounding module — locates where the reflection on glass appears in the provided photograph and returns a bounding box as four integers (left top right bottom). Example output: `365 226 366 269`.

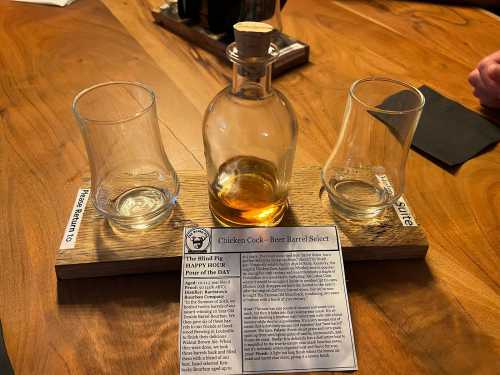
322 77 424 220
73 81 179 230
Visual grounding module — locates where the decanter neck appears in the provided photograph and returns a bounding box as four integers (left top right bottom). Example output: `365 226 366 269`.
232 61 272 98
226 41 279 99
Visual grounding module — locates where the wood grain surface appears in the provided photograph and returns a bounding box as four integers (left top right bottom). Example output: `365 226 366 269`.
0 0 499 374
55 168 427 279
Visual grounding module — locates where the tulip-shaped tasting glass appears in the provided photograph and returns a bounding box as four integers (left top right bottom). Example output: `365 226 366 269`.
321 77 425 220
73 82 179 230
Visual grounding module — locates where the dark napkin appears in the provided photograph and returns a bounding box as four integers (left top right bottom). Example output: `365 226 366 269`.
0 321 14 375
374 85 500 167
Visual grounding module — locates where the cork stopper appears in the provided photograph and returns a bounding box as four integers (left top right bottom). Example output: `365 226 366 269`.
233 21 273 58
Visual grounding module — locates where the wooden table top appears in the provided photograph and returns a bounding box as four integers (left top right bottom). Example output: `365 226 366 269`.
0 0 498 374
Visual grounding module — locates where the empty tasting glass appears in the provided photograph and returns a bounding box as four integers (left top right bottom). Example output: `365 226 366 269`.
322 77 425 220
73 82 179 230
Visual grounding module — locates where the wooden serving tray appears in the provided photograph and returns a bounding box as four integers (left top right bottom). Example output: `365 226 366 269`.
55 167 428 279
151 3 309 77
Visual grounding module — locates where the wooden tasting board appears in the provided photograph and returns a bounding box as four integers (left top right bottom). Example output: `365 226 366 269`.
55 167 428 279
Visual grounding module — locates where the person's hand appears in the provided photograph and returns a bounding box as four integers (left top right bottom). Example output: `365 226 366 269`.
468 50 500 109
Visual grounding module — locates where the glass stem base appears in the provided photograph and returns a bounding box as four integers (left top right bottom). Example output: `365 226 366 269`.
327 195 387 221
102 186 174 230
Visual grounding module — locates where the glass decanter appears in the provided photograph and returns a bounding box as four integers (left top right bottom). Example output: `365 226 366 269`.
202 22 297 227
